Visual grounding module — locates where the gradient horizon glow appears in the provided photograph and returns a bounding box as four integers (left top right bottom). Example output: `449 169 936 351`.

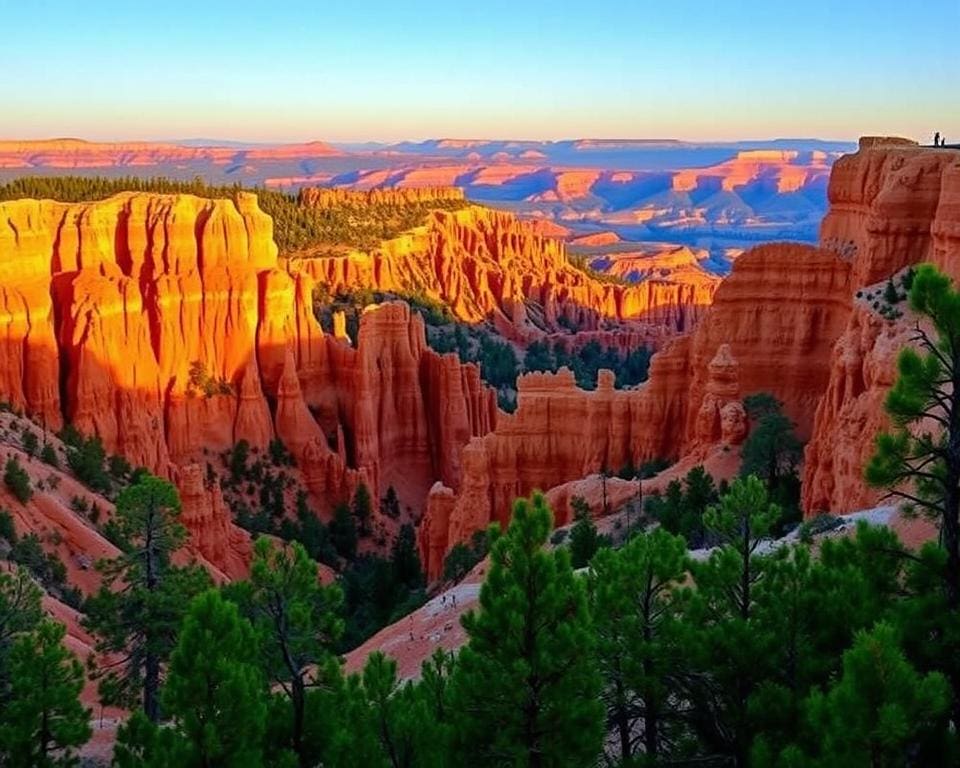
3 0 958 144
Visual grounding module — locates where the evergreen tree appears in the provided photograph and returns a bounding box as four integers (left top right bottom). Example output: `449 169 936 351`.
568 497 601 569
390 524 424 590
866 263 960 718
21 429 38 458
159 590 267 767
741 394 803 519
234 538 343 767
360 652 423 768
40 442 59 468
679 475 779 768
799 622 951 767
588 527 688 764
0 620 91 767
451 492 603 767
83 474 210 721
4 455 32 504
0 567 43 709
329 501 358 560
352 483 373 538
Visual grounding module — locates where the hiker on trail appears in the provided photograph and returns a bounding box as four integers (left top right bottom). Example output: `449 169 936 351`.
935 131 941 146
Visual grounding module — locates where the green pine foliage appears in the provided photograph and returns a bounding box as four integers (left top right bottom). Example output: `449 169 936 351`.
588 528 688 764
83 474 211 721
568 496 606 568
0 620 91 767
866 263 960 728
451 492 604 766
794 622 952 767
645 464 721 547
152 590 267 767
232 538 343 766
3 456 32 504
740 393 803 527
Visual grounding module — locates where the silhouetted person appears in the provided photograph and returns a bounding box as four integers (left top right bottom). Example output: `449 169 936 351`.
935 131 941 147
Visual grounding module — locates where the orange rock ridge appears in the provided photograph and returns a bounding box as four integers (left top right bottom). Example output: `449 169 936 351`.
0 192 498 575
293 205 716 340
0 138 342 168
417 241 853 579
802 139 960 514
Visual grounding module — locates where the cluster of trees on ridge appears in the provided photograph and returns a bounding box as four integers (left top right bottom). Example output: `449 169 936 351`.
1 264 960 766
0 176 466 255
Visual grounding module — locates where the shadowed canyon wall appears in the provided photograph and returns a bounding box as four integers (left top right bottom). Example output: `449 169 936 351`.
803 140 960 514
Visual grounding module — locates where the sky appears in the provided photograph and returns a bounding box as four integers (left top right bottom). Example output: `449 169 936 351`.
2 0 958 144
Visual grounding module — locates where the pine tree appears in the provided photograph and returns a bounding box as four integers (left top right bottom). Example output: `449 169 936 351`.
451 492 603 767
741 394 803 517
235 538 343 767
588 527 688 763
4 455 32 504
0 620 91 767
801 622 951 767
568 497 601 568
160 590 267 767
329 501 358 560
352 483 373 538
0 566 43 707
390 523 424 590
83 474 211 721
865 263 960 727
680 475 779 768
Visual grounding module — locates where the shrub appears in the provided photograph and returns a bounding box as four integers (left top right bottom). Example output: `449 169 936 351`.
108 454 132 480
21 428 38 458
4 456 32 503
65 433 110 493
40 442 59 468
0 508 16 544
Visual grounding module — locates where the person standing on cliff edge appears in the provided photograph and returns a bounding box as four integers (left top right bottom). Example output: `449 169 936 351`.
934 131 941 146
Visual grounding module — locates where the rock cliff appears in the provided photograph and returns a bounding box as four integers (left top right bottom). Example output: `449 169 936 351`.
0 192 497 573
802 139 960 514
418 238 855 578
293 205 715 340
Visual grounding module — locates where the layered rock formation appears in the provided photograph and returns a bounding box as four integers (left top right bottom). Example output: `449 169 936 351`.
0 138 341 169
802 139 960 514
0 192 497 573
293 205 715 339
418 238 855 578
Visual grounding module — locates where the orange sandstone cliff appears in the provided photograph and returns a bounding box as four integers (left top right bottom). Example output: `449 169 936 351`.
293 204 716 340
802 139 960 514
418 240 853 578
0 192 496 574
418 140 960 578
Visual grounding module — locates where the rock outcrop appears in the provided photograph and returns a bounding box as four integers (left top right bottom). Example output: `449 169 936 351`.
418 241 855 579
0 192 497 568
802 139 960 515
293 206 715 339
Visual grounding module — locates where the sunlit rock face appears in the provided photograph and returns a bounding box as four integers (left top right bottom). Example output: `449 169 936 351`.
294 204 717 339
0 192 498 572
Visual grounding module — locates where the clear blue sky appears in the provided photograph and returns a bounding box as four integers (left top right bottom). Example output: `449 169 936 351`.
2 0 958 143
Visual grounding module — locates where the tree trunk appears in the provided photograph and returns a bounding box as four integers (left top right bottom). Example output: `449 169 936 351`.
293 674 306 767
144 652 160 723
945 353 960 731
